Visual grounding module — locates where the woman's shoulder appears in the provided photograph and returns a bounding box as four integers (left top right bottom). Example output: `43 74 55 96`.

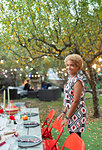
71 74 83 86
76 74 83 80
73 74 84 86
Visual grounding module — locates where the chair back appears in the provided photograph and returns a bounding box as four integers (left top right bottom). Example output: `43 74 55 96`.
42 109 55 133
49 118 64 150
61 133 85 150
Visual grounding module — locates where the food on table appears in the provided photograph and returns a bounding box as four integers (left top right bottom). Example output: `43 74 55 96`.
21 115 28 120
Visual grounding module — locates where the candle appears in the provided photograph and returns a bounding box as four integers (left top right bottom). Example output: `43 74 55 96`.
3 90 6 110
8 87 10 104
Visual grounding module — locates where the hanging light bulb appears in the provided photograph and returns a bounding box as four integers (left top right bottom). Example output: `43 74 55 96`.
97 68 100 72
26 66 28 69
14 69 17 71
64 73 67 76
99 58 102 62
92 64 96 69
1 60 4 64
5 70 8 73
30 58 33 61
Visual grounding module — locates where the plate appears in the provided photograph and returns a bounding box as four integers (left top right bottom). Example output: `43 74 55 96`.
23 121 40 128
17 136 41 147
23 112 38 117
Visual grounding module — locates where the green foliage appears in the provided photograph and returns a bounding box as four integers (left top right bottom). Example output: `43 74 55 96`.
0 0 101 63
0 0 101 117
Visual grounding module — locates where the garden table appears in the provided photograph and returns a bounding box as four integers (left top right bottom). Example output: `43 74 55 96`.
0 108 43 150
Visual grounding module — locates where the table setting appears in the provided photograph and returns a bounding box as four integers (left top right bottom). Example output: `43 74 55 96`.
0 89 43 150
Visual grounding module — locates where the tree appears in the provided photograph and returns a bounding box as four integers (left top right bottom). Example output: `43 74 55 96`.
0 0 102 117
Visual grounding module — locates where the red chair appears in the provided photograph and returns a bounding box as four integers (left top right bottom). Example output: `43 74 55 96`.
41 109 55 139
61 133 85 150
42 118 64 150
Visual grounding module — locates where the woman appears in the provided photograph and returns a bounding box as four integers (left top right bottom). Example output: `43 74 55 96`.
24 80 30 91
57 54 87 137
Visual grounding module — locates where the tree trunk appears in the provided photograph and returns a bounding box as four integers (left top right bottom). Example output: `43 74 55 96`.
13 72 17 87
87 63 100 118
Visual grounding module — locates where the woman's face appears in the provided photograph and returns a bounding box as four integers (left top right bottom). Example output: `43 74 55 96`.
66 60 79 77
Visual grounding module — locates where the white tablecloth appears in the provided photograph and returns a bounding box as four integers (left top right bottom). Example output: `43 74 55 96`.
0 108 43 150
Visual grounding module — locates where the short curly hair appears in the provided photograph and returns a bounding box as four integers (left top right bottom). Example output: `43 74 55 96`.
64 54 83 70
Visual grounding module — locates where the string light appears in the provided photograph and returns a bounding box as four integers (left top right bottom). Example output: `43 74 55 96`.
99 58 102 62
26 66 28 69
5 75 8 78
97 68 100 72
30 58 33 61
62 68 65 71
64 73 67 76
1 60 4 64
20 68 23 71
92 64 96 69
5 70 7 73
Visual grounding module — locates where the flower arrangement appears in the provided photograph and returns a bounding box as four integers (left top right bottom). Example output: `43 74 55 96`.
9 115 15 120
0 106 4 114
9 115 17 124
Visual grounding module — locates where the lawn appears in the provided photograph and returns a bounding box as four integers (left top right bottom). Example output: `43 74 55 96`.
0 92 102 149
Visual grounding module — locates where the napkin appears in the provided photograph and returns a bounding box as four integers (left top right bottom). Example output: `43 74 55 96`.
23 112 38 117
0 137 6 146
18 137 41 143
24 121 39 125
3 130 18 139
0 141 6 146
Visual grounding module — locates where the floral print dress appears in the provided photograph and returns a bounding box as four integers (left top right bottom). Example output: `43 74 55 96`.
63 74 87 133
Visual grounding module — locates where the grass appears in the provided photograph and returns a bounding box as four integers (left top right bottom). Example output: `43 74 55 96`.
56 120 102 150
0 92 102 149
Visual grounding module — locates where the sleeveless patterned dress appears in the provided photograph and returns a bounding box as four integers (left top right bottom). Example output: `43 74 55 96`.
63 74 87 133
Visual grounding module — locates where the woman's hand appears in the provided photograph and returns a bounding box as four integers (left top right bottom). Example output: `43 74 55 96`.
57 113 65 121
61 118 68 126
